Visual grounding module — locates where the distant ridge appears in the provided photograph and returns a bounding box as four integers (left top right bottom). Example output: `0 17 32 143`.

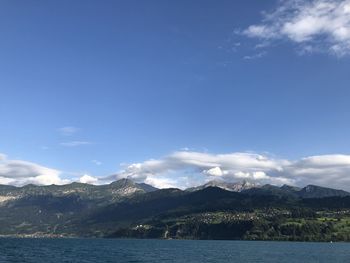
186 180 350 199
242 183 350 199
0 178 158 204
186 180 258 192
298 184 350 198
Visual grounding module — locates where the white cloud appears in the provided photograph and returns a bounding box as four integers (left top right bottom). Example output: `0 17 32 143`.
0 153 69 186
205 167 225 176
58 126 79 136
243 25 276 39
60 141 92 147
283 154 350 188
242 0 350 56
144 176 178 189
298 154 350 167
108 151 290 189
106 151 350 190
79 174 98 184
0 176 15 185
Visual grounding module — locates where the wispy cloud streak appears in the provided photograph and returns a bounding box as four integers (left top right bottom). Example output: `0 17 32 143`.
241 0 350 56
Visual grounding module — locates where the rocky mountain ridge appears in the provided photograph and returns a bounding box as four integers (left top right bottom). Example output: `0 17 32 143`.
187 180 258 192
0 178 158 205
187 180 350 199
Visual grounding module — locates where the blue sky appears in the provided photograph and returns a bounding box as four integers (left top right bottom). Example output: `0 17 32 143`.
1 0 350 189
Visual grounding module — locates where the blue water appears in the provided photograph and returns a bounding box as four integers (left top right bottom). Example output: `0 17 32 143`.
0 238 350 262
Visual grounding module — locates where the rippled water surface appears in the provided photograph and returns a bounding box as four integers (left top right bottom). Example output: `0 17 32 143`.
1 238 350 262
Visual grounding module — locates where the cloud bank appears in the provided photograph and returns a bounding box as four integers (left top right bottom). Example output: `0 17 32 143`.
109 151 350 190
2 151 350 191
0 154 69 186
242 0 350 56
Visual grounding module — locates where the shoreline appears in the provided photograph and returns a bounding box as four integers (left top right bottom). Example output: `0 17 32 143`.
0 235 345 243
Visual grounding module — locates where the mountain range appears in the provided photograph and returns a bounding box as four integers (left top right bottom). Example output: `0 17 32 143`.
0 178 157 205
1 179 348 205
1 179 350 240
187 180 350 198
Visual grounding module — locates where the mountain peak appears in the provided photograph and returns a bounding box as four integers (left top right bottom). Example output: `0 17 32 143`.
109 178 135 187
108 178 158 195
280 184 301 192
188 180 258 192
299 184 350 198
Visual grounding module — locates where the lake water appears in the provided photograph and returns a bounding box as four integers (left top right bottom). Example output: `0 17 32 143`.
0 238 350 262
